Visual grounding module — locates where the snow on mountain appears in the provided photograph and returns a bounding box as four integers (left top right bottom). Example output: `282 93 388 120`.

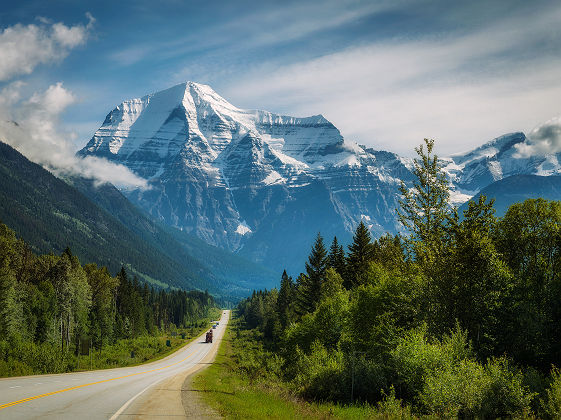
80 81 561 274
442 131 561 203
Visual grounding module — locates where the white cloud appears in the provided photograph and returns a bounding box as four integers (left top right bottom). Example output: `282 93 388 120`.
0 82 148 189
0 15 147 189
220 4 561 156
0 14 94 81
29 82 76 114
515 116 561 157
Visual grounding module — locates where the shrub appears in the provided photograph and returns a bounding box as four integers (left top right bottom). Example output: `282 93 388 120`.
542 367 561 419
290 340 347 401
420 357 534 418
390 325 471 400
376 386 414 419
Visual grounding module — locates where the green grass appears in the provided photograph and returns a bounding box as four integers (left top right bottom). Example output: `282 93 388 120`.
0 309 222 378
75 308 223 371
192 321 386 419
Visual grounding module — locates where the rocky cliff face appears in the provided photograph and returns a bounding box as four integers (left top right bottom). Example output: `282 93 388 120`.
80 81 561 273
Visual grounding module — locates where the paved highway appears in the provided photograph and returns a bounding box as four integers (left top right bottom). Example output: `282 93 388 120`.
0 310 229 419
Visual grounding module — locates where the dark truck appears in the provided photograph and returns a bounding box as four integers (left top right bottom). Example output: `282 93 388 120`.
205 329 213 343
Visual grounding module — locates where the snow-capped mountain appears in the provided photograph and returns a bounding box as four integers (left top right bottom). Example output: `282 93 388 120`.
443 131 561 200
79 81 561 274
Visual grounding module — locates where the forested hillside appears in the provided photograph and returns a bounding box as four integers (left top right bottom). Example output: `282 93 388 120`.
234 139 561 418
0 221 217 377
0 141 275 298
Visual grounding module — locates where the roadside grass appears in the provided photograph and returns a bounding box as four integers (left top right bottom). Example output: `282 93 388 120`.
78 307 222 370
192 320 384 419
0 308 221 377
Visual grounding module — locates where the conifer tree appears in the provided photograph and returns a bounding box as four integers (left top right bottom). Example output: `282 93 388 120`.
277 270 294 328
345 221 374 288
297 233 328 314
397 138 449 270
328 236 346 276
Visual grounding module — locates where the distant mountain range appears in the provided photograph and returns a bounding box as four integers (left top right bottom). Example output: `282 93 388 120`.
459 174 561 217
78 82 561 274
0 141 275 299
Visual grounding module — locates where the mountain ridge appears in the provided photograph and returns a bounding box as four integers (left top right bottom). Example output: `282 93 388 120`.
79 81 561 274
0 141 275 298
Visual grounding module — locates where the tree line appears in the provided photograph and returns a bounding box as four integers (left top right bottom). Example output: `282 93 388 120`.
236 139 561 418
0 221 216 374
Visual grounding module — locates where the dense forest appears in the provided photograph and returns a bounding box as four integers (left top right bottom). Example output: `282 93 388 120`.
0 221 216 376
236 139 561 418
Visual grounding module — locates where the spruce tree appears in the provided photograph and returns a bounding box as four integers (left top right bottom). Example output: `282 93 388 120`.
345 221 374 289
328 236 346 276
397 138 449 270
277 270 294 329
297 233 328 314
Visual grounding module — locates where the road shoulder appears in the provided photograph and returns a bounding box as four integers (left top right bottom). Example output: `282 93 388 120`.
117 313 228 419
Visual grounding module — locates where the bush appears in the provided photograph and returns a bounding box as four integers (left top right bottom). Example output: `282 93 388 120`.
420 357 534 417
390 325 472 400
376 386 414 419
542 367 561 419
290 340 347 401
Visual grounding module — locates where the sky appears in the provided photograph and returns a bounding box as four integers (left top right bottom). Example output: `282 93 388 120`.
1 0 561 170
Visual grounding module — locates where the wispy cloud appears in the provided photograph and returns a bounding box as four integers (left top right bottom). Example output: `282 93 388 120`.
217 2 561 156
109 0 393 69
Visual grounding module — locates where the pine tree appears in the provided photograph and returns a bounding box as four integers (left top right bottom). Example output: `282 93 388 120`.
328 236 346 276
345 221 374 289
297 233 328 314
277 270 294 329
397 138 449 271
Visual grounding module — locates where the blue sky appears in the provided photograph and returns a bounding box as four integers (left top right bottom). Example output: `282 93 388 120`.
1 0 561 157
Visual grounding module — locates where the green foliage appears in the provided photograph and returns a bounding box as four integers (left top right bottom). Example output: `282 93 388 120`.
296 233 328 315
283 293 349 354
0 222 217 376
345 221 374 289
371 234 405 271
291 340 346 400
390 326 473 400
421 357 534 418
433 196 513 357
542 367 561 419
327 236 346 277
398 138 449 272
277 270 295 329
321 268 344 301
345 264 421 355
495 199 561 368
377 386 414 419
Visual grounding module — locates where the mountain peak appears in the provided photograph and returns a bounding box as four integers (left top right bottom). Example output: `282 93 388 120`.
81 81 345 164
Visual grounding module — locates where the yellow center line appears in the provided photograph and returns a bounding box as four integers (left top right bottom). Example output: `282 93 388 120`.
0 344 203 410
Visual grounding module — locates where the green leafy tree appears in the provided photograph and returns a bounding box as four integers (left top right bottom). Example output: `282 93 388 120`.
371 234 405 270
0 265 23 339
495 199 561 367
85 264 118 348
437 196 512 357
321 268 344 301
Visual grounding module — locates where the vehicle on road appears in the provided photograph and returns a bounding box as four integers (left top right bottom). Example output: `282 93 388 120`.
205 329 213 343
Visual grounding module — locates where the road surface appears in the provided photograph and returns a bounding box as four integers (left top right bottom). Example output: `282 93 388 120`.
0 310 229 419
